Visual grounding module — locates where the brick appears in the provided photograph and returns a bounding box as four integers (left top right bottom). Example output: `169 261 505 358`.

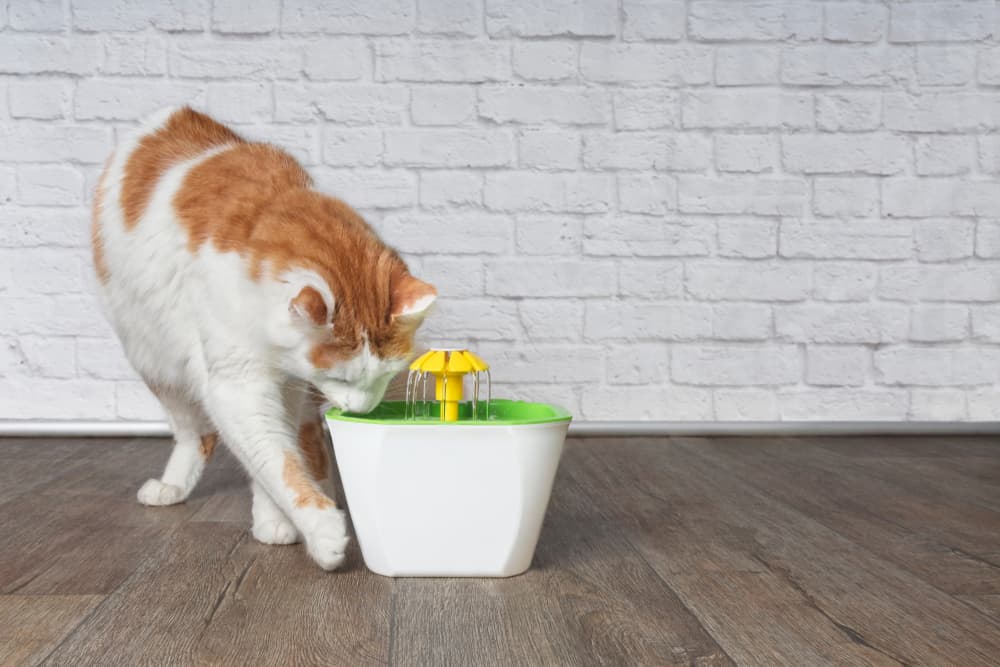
0 207 89 247
116 381 167 420
879 265 1000 303
8 80 70 120
77 337 139 380
419 171 482 209
512 42 577 81
686 262 810 302
417 0 481 35
102 35 168 76
581 386 712 420
411 86 475 125
384 129 513 168
970 389 1000 419
979 47 1000 85
13 336 74 379
516 216 581 255
377 40 509 82
915 220 973 262
75 80 203 121
622 0 685 41
972 306 1000 342
312 169 415 209
777 304 907 343
712 305 771 341
976 221 1000 258
910 305 968 342
321 129 382 167
914 136 974 176
909 389 967 420
475 343 605 383
876 347 1000 386
612 89 678 130
679 176 807 216
683 90 812 130
715 46 779 86
980 136 1000 173
617 174 676 214
815 92 880 132
714 389 778 420
824 3 885 42
883 180 1000 218
275 84 408 125
0 294 113 337
0 248 84 293
486 0 616 37
16 166 83 206
170 40 299 78
889 1 992 42
518 300 585 341
585 302 711 341
884 93 999 132
0 35 100 75
782 47 908 86
584 217 712 258
281 0 413 34
584 133 708 171
917 46 975 86
715 135 777 173
414 258 485 297
303 39 366 81
9 0 63 31
619 261 683 299
0 167 13 205
486 259 616 297
580 44 712 85
672 344 800 386
240 124 319 165
206 82 271 123
717 219 777 258
782 134 908 175
484 173 611 213
0 377 115 419
0 339 23 376
73 0 205 32
812 178 879 217
813 263 876 302
212 0 278 33
378 214 512 254
421 299 520 341
607 344 670 385
479 86 607 125
689 2 821 41
780 221 912 261
778 389 908 420
518 130 580 170
806 346 867 387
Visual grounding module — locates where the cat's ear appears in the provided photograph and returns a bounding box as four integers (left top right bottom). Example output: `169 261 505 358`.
290 286 329 326
391 274 436 321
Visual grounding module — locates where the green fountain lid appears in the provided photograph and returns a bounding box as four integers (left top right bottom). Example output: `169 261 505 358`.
326 399 572 426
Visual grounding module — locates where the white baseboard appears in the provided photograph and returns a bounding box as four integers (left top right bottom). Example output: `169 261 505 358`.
1 420 998 438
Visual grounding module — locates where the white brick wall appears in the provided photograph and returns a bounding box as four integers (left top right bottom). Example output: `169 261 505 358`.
1 0 999 423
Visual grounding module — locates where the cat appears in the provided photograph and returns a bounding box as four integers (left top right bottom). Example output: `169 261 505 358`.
91 107 436 570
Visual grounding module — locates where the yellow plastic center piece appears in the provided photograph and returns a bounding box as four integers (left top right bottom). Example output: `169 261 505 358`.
409 349 490 422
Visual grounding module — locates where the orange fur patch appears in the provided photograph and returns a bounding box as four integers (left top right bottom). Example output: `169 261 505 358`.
91 159 111 283
298 420 330 481
121 107 243 229
282 451 335 509
199 432 218 460
292 286 328 326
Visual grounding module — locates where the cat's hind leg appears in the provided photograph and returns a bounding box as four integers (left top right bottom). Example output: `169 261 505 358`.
137 388 216 506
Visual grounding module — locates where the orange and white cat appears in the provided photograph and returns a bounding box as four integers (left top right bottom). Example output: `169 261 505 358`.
92 107 436 570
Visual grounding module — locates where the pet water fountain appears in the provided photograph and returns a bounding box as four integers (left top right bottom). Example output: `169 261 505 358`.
326 348 572 577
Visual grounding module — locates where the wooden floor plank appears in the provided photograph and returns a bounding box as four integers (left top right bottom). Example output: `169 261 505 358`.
0 594 104 667
583 438 1000 665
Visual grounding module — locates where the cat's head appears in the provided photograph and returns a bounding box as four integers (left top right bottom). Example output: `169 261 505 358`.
272 259 436 414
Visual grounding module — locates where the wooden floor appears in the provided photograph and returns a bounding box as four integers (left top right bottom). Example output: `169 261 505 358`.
1 436 999 666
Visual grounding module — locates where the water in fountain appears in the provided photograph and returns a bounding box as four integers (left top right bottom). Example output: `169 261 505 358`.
403 365 492 422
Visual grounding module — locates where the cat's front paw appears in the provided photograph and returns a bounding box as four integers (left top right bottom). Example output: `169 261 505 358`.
253 518 300 545
305 509 350 571
137 478 186 506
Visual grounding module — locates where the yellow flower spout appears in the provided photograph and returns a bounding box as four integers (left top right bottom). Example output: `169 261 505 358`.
410 349 490 422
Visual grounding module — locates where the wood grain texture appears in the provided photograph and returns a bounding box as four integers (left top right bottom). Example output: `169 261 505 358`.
1 436 999 666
